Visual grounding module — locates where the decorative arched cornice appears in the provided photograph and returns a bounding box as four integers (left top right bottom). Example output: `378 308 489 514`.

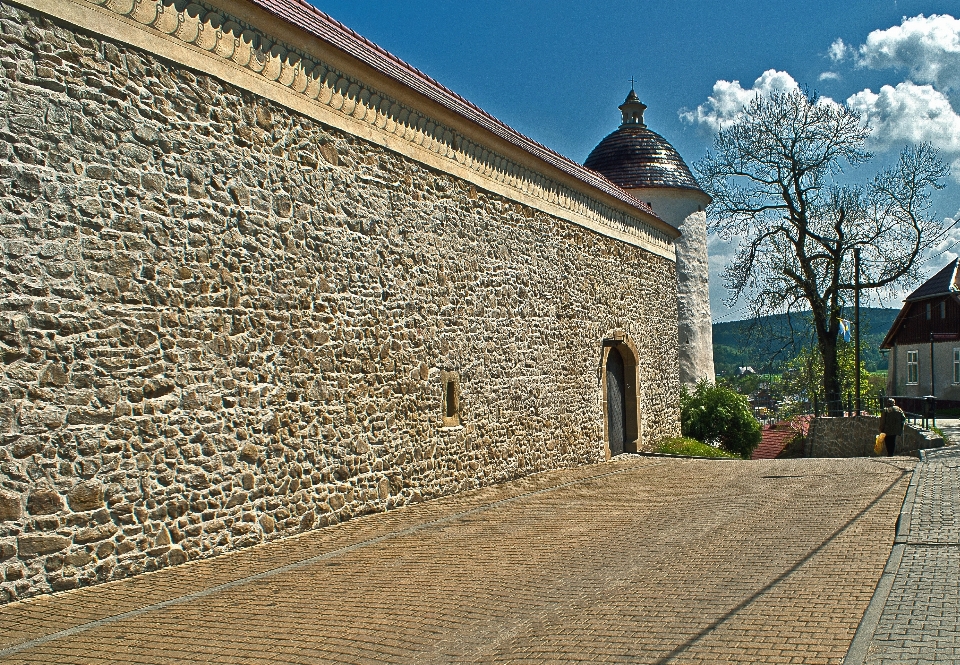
32 0 678 259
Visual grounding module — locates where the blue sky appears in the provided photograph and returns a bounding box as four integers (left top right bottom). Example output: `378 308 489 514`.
316 1 960 321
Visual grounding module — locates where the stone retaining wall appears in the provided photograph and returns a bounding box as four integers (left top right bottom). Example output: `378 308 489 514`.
0 1 680 602
806 416 944 458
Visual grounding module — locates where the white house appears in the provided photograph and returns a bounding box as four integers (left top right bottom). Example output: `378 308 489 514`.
882 259 960 402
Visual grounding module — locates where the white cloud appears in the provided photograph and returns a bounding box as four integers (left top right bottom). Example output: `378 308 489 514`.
819 71 841 82
846 81 960 153
857 14 960 91
829 38 850 62
919 212 960 280
679 69 799 133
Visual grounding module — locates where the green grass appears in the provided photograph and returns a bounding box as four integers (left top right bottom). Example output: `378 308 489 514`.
655 437 741 459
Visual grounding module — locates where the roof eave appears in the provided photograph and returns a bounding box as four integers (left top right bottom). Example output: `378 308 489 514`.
906 291 952 303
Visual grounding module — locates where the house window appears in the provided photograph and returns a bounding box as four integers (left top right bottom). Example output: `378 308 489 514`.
942 301 947 318
926 303 932 320
954 348 960 384
907 350 919 385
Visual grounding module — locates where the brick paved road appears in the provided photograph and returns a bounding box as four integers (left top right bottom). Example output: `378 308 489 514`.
0 456 913 664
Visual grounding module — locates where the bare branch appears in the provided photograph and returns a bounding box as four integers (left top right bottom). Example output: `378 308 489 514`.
696 90 948 410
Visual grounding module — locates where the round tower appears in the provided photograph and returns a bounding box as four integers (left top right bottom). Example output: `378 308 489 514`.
585 89 714 386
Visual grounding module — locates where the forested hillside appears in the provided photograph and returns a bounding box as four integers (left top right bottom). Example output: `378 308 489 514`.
712 308 899 377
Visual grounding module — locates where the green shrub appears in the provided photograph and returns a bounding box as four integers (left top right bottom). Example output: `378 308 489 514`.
655 437 739 459
680 380 762 459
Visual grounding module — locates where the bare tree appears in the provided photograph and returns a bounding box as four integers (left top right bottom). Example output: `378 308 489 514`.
697 89 949 413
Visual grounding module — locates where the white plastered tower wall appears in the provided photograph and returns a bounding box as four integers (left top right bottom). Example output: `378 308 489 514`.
628 187 714 385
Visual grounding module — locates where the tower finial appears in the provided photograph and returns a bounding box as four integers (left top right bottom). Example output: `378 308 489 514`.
619 87 647 127
630 76 636 91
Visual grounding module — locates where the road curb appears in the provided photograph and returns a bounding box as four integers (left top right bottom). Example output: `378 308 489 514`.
893 463 921 544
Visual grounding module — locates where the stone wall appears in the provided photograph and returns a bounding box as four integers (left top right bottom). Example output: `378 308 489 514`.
0 2 680 602
806 416 944 458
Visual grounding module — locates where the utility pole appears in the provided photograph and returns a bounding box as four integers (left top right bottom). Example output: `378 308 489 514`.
930 330 936 429
854 248 861 416
931 330 935 398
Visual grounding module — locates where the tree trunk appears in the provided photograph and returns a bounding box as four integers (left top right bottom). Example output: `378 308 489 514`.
819 334 843 416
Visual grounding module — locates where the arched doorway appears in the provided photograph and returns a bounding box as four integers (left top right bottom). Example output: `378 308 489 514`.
602 337 640 457
606 346 627 456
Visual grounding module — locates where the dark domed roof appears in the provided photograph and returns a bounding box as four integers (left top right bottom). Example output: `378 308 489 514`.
585 125 702 191
584 91 704 192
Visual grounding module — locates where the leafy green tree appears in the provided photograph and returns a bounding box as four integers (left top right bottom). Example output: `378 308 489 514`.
717 371 762 397
680 380 762 458
781 338 876 412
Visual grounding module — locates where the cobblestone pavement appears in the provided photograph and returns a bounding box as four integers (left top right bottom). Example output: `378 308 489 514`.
847 446 960 665
933 418 960 445
0 456 914 665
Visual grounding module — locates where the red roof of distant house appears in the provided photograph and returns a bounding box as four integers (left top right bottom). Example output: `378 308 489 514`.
248 0 663 223
752 421 797 460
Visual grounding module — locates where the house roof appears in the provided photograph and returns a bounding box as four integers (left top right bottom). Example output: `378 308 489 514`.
880 307 906 349
751 421 797 460
905 258 960 301
247 0 662 222
880 259 960 349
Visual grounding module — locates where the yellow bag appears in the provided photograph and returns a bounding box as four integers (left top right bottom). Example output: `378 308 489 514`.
875 432 886 455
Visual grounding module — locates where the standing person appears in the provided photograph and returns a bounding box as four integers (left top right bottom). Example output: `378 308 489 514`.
878 398 907 456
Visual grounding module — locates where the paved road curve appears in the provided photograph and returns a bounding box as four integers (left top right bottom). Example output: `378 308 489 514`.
0 456 914 664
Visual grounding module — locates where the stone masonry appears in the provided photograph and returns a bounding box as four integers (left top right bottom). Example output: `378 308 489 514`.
807 416 944 458
0 1 680 602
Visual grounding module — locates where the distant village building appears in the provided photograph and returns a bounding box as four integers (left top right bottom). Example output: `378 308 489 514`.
0 0 708 602
882 259 960 400
585 90 715 386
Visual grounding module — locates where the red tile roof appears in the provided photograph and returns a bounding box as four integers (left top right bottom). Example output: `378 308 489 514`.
247 0 663 222
752 422 798 460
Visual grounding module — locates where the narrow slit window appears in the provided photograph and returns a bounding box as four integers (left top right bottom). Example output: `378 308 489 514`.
942 301 947 318
441 371 461 427
926 303 932 320
907 350 919 385
445 381 456 418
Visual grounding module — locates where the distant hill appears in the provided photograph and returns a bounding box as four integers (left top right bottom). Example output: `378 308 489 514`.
712 307 899 377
